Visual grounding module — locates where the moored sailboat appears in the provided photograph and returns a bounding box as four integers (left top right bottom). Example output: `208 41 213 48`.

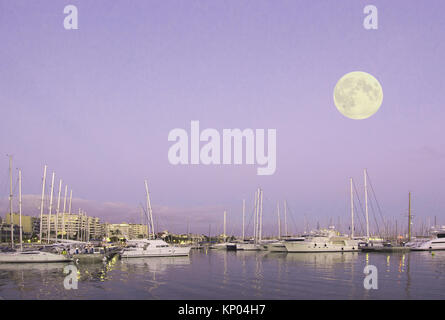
236 188 264 251
0 250 72 263
0 160 71 263
121 180 191 258
209 211 236 250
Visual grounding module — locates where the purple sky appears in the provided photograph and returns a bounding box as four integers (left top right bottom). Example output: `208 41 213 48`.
1 0 445 236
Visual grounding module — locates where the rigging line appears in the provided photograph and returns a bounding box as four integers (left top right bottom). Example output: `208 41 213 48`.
140 202 153 235
12 175 19 208
352 180 366 235
285 203 300 236
244 191 259 238
346 183 364 236
245 204 255 238
367 193 380 236
352 179 368 229
1 171 20 216
354 201 365 235
245 199 256 238
0 168 9 200
138 202 148 225
365 171 388 233
261 193 295 235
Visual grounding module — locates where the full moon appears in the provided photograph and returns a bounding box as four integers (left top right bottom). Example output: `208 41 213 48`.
333 71 383 120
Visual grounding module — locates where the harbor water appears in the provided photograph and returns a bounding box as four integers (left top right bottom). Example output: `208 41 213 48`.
0 250 444 299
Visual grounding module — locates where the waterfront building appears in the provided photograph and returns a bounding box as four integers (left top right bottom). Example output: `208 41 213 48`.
5 213 34 234
0 223 20 243
104 223 148 240
41 212 102 241
129 223 148 239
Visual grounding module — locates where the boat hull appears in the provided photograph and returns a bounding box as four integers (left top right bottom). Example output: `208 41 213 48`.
410 244 445 251
361 246 411 253
236 243 264 251
0 251 72 263
210 243 236 250
264 242 287 252
121 246 191 258
285 241 360 253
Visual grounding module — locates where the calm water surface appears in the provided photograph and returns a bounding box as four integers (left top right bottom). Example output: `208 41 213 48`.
0 250 444 299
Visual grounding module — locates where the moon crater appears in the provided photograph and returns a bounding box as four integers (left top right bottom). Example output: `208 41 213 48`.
333 71 383 120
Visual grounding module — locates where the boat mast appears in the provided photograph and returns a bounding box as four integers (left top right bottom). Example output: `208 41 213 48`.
68 190 72 215
408 192 412 242
47 172 55 243
86 213 90 242
55 179 62 241
242 199 245 241
68 189 72 239
82 210 85 242
350 177 354 238
277 201 281 239
80 210 83 241
18 169 23 251
8 155 13 248
254 189 259 244
62 185 67 240
77 208 80 241
39 165 47 243
256 189 260 243
284 200 288 237
144 180 155 239
364 169 369 240
223 210 227 242
144 180 151 239
259 189 263 242
253 190 257 242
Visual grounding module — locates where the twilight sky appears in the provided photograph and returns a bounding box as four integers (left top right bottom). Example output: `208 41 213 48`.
1 0 445 236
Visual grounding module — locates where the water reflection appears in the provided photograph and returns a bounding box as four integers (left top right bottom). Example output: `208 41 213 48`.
122 256 190 277
284 252 359 266
0 251 444 299
0 262 69 299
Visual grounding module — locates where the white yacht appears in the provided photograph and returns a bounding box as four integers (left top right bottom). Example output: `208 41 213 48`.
263 242 286 252
404 237 428 248
236 241 264 251
210 242 237 250
284 230 360 253
411 229 445 251
0 250 72 263
121 239 191 258
264 237 306 252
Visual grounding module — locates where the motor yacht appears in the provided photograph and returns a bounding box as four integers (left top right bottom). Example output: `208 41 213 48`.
411 229 445 251
121 239 191 258
284 229 360 253
264 237 306 252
